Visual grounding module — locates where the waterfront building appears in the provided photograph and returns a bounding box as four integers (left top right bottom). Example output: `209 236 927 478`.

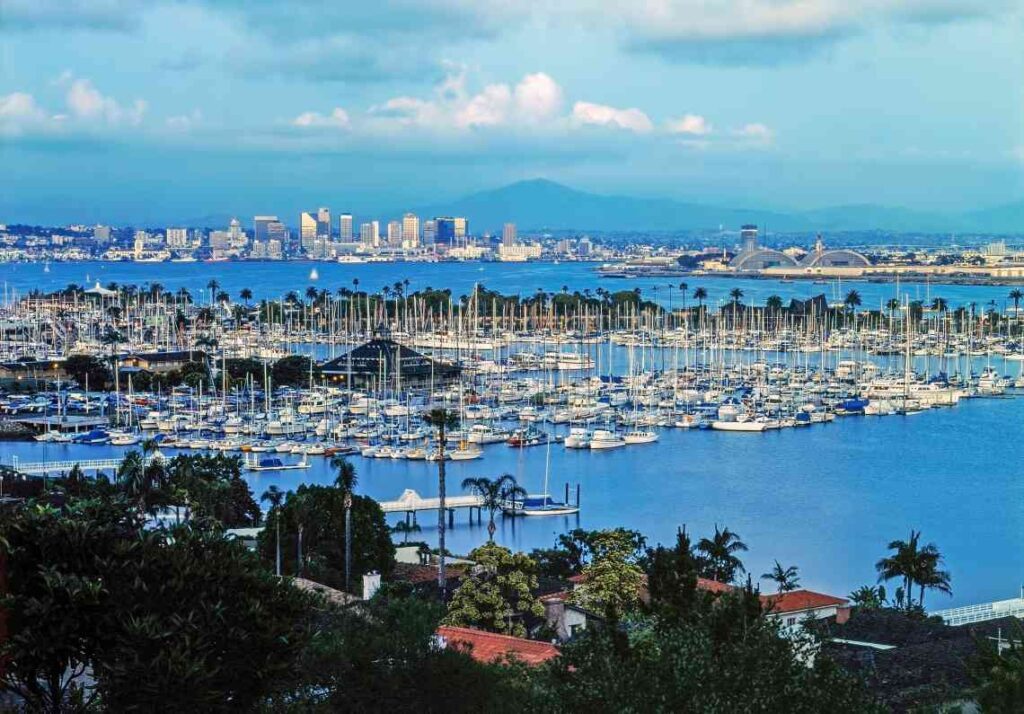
402 213 420 248
422 219 437 245
502 222 517 246
359 221 380 248
320 329 460 389
436 217 468 246
799 235 870 269
120 350 208 375
316 207 331 238
93 225 111 244
226 218 247 249
339 213 353 242
498 243 542 262
254 215 287 244
387 220 402 246
166 227 189 249
267 239 283 259
730 225 798 271
299 212 318 252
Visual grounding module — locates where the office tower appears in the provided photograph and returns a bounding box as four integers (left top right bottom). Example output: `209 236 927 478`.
339 213 353 242
253 215 281 242
423 219 437 245
227 217 247 248
300 212 317 252
93 225 111 244
359 221 379 248
208 230 230 250
502 222 517 246
166 227 189 249
435 216 468 245
317 207 331 237
133 230 147 258
402 212 420 247
740 224 759 252
387 220 401 245
268 239 283 259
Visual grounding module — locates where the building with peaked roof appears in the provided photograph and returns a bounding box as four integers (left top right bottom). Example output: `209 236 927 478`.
319 328 460 390
436 626 559 666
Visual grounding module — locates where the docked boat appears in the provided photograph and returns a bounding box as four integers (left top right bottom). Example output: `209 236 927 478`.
623 430 658 444
507 427 550 447
589 429 626 449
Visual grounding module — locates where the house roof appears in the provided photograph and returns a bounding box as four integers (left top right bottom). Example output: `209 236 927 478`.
764 589 848 614
125 350 206 363
436 625 559 666
320 337 459 378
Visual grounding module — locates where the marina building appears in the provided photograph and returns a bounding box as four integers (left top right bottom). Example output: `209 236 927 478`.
319 330 460 390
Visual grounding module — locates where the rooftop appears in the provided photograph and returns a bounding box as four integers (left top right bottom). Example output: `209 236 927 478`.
436 625 559 666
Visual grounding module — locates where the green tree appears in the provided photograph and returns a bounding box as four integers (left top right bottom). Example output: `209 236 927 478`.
1008 288 1023 317
765 294 784 312
645 527 701 620
262 485 286 576
63 353 111 390
875 529 952 609
761 560 801 593
971 620 1024 712
461 473 526 541
693 286 708 310
848 585 887 609
696 524 748 583
331 455 358 590
444 542 544 637
569 529 646 621
271 355 317 387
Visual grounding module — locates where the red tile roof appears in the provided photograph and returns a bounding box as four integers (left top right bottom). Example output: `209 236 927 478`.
697 577 735 594
763 589 848 614
437 626 560 666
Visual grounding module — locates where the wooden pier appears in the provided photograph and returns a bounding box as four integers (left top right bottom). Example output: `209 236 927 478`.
379 489 485 527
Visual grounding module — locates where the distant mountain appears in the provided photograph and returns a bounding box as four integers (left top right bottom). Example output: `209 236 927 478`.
411 179 1020 235
414 179 806 233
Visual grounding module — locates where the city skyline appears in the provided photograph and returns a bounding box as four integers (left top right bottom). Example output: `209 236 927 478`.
1 1 1022 224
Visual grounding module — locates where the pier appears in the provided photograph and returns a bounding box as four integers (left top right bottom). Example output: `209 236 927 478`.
3 455 158 476
380 488 485 527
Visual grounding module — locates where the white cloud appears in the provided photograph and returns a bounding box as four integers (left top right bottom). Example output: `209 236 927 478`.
166 109 203 131
734 122 774 141
292 107 351 129
64 77 146 125
455 83 512 128
571 101 653 133
666 113 712 135
514 72 563 122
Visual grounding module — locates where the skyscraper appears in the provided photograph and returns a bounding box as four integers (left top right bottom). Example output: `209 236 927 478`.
166 227 189 248
387 220 402 245
402 212 420 248
423 219 437 245
436 216 468 245
300 212 318 252
740 224 759 253
93 225 111 244
359 221 379 248
317 207 331 238
339 213 353 242
502 222 517 246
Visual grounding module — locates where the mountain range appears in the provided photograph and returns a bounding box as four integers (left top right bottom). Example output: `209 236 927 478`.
412 179 1022 235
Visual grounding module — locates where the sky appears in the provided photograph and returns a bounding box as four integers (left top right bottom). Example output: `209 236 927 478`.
1 0 1022 225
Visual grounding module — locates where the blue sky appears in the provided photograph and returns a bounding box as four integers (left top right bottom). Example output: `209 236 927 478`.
1 1 1022 225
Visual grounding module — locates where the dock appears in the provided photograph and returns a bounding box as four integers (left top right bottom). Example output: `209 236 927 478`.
380 488 485 527
3 455 159 476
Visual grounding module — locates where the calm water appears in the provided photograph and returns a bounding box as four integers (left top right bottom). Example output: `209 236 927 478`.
1 259 1022 608
2 259 1020 311
2 394 1021 610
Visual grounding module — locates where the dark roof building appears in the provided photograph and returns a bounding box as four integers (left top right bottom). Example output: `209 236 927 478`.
320 329 460 390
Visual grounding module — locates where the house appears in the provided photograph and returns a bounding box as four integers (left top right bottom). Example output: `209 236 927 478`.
763 590 851 628
120 350 207 374
539 591 600 642
319 328 460 390
436 625 559 666
0 359 68 387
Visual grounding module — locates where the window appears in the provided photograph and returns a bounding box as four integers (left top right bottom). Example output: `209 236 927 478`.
786 617 796 626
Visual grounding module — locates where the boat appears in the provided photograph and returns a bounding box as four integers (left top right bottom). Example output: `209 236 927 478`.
506 438 580 516
245 455 310 471
467 423 511 444
589 429 625 449
109 431 141 446
563 427 592 449
507 427 550 447
72 429 110 444
623 430 658 444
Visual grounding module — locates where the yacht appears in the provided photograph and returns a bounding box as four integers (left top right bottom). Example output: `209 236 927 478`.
589 429 626 449
623 430 658 444
467 423 510 444
563 427 592 449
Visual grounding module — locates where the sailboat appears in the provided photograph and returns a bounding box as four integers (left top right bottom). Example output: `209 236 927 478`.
509 438 580 516
309 267 319 281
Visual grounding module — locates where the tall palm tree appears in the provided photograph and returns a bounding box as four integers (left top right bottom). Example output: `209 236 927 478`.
761 560 801 592
886 298 901 320
765 295 783 313
875 529 950 608
696 524 748 583
844 289 862 312
261 485 285 577
461 474 527 541
330 456 358 591
291 492 311 577
423 407 459 596
729 288 744 304
693 287 707 310
1009 289 1023 317
391 520 422 543
931 297 948 314
239 288 253 306
207 279 220 306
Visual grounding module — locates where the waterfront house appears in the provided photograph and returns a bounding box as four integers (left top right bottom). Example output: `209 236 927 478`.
120 350 207 374
320 328 460 390
0 359 68 388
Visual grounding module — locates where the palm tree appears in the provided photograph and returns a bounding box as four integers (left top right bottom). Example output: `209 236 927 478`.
765 295 783 313
729 288 744 304
423 407 459 596
330 456 358 591
291 492 311 577
761 560 800 592
876 530 920 608
696 524 748 583
693 287 707 310
886 298 901 320
239 288 253 306
391 520 422 543
1010 289 1023 317
876 529 950 608
260 485 285 577
461 474 527 541
931 297 948 314
207 279 220 306
848 585 887 609
844 289 862 313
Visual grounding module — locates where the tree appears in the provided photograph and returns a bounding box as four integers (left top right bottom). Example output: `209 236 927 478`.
693 286 708 310
0 500 315 713
531 527 646 580
765 295 783 313
1009 289 1023 317
63 353 111 390
569 529 646 621
696 524 748 583
239 287 253 305
444 543 544 637
391 520 422 543
761 560 801 592
729 287 744 304
271 355 316 387
971 620 1024 713
262 485 285 576
423 407 459 597
844 290 862 323
331 455 358 590
931 296 948 313
646 527 700 620
886 298 901 320
875 529 952 609
848 585 887 609
461 474 526 541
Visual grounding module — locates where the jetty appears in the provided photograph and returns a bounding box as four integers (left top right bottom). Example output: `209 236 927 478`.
380 488 485 527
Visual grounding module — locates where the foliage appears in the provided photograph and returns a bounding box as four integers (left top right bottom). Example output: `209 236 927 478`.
63 353 111 390
569 530 647 621
695 524 748 583
876 529 952 610
970 620 1024 713
271 355 317 387
848 584 887 609
461 474 526 540
761 560 801 593
445 543 545 637
0 500 315 712
530 527 646 580
257 484 395 590
645 527 701 620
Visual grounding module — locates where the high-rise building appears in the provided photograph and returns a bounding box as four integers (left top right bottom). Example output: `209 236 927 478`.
166 227 189 249
402 212 420 248
359 221 380 248
502 222 517 246
339 213 353 242
300 212 318 252
740 224 759 252
387 220 402 246
226 217 247 248
436 216 468 245
316 207 331 238
254 215 285 242
93 225 111 244
423 219 437 245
